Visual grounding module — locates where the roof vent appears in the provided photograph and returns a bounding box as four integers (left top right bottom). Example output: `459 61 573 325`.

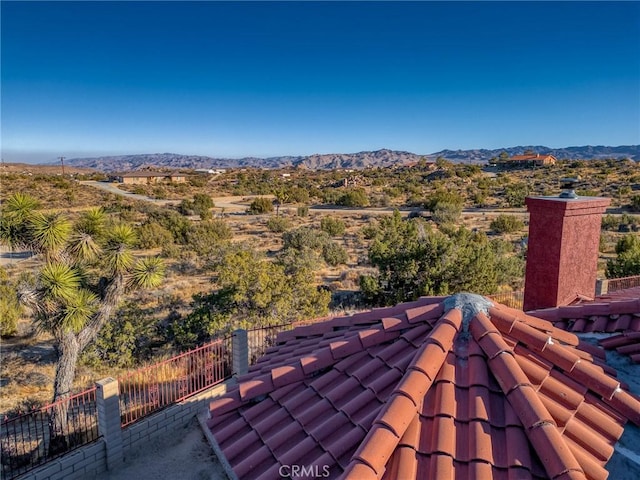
559 177 579 199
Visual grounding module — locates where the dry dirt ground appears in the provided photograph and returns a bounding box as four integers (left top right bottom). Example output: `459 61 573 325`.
96 417 228 480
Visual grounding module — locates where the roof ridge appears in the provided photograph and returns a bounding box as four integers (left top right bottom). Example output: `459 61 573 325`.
276 297 444 344
470 311 587 480
342 308 463 478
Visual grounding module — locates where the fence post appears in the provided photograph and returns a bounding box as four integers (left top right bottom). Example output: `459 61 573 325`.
595 279 609 296
96 377 123 470
232 329 249 377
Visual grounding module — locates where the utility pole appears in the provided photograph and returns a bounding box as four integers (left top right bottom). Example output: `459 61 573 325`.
59 156 66 176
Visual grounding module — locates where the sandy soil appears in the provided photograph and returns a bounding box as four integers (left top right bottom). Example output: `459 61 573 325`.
96 417 228 480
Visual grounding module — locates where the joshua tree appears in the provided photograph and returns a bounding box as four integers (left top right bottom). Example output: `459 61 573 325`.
1 194 164 452
272 187 290 217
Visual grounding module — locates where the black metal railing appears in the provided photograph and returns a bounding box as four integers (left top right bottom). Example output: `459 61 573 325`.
1 388 99 479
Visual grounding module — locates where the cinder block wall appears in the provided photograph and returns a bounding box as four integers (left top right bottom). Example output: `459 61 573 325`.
26 442 106 480
121 382 229 455
24 382 231 480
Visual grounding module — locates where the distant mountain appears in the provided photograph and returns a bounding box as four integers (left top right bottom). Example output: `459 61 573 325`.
65 145 639 172
64 153 291 172
431 145 640 163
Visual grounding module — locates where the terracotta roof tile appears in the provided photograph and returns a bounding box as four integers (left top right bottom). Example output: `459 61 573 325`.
575 396 624 442
599 332 640 364
205 294 640 479
326 426 366 467
526 287 640 369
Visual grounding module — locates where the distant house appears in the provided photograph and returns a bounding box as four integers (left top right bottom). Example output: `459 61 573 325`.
508 153 557 166
113 172 187 184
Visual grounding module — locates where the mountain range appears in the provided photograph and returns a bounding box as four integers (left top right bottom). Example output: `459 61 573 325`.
65 145 639 172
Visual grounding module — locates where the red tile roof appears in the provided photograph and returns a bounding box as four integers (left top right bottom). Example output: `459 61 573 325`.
527 287 640 364
205 294 640 479
509 154 556 162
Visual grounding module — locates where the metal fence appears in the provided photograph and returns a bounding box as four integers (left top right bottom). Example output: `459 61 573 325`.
0 388 98 479
487 290 524 310
607 275 640 293
118 335 232 427
247 324 293 364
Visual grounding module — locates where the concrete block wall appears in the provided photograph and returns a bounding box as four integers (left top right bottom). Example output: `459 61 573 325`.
27 441 106 480
24 381 232 479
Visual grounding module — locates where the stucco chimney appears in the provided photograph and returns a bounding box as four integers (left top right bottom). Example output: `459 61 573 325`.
523 185 610 311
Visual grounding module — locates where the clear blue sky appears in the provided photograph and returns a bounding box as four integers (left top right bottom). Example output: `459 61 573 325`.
2 1 639 163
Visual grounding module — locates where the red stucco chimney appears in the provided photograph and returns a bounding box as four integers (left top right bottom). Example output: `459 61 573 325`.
523 194 610 311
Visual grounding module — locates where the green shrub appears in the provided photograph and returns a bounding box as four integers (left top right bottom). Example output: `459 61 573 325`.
152 186 167 199
178 194 214 219
615 234 640 255
504 183 529 207
338 189 370 208
177 199 195 216
287 187 310 204
266 216 292 233
167 306 229 352
320 217 346 236
472 191 487 207
192 194 214 217
81 302 156 368
602 214 619 231
147 210 192 244
277 247 322 275
424 190 464 211
431 202 462 226
322 241 349 266
248 197 274 214
137 222 174 249
297 205 309 217
490 214 525 234
283 227 330 251
160 242 181 259
186 220 233 255
606 235 640 278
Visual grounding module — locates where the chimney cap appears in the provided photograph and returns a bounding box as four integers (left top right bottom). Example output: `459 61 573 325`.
559 177 580 199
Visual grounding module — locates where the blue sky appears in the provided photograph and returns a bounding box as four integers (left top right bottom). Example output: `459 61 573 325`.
2 1 639 163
